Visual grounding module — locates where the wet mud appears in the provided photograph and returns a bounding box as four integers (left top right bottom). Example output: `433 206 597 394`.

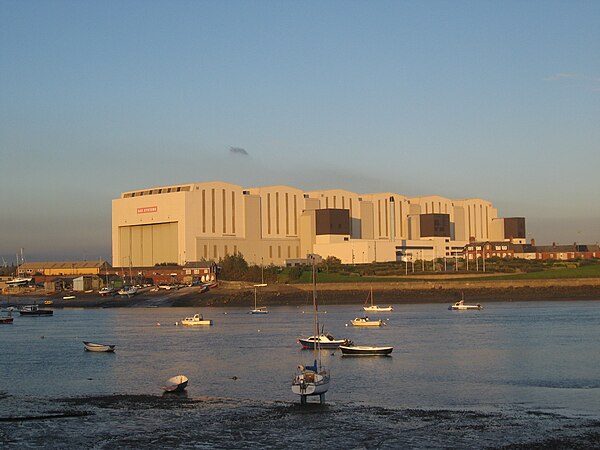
2 393 600 449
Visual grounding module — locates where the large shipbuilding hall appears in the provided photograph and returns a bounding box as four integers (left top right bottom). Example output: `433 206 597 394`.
112 181 525 267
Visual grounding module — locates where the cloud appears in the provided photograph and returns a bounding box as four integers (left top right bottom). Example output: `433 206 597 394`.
544 72 579 81
544 72 600 92
229 147 249 156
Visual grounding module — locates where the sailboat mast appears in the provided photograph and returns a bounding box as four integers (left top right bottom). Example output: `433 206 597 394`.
312 256 320 368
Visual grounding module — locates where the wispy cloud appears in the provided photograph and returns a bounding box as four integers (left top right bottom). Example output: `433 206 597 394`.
544 72 579 81
544 72 600 92
229 147 249 156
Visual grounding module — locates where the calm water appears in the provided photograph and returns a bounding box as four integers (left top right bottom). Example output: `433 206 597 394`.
2 300 600 448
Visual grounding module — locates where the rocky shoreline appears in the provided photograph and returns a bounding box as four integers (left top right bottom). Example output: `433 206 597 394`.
4 278 600 308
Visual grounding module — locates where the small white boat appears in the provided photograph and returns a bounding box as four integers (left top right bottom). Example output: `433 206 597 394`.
99 287 115 296
363 287 394 312
292 363 330 398
83 341 116 352
118 286 138 297
181 313 213 326
351 316 384 327
449 294 482 310
339 345 393 356
162 374 189 392
63 295 76 300
249 283 268 314
6 277 32 287
449 300 482 310
298 333 353 349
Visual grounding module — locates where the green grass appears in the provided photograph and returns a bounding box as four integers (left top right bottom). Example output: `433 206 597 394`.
290 263 600 283
460 264 600 281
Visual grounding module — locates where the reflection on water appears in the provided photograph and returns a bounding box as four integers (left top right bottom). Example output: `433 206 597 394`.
2 301 600 447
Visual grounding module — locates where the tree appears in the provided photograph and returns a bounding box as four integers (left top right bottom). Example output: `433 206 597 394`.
320 256 342 273
218 252 249 280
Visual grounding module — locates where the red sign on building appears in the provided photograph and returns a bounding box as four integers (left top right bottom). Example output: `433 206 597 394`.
137 206 158 214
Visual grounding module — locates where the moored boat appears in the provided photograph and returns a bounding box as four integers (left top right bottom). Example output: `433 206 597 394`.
298 333 353 350
83 341 116 352
363 287 394 312
449 299 482 310
162 374 189 392
339 345 393 356
249 283 268 314
351 316 384 327
0 314 14 324
19 305 53 316
181 313 213 326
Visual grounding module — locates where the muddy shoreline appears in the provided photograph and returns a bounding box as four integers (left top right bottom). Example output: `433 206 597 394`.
4 279 600 308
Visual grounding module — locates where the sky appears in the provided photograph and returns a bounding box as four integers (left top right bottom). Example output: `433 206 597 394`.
1 1 599 263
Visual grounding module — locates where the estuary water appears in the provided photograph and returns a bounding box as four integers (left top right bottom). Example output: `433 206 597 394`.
2 300 600 448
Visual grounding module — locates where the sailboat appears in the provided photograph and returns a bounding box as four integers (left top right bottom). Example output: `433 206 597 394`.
7 249 32 287
292 256 330 404
363 287 393 312
249 283 268 314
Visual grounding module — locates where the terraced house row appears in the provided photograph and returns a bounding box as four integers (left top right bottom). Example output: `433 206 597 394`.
112 181 526 267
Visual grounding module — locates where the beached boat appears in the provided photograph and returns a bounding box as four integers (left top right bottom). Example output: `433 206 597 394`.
6 276 32 287
339 345 393 356
118 286 138 297
250 283 268 314
162 374 189 392
181 313 213 326
19 305 53 316
292 256 331 404
351 316 384 327
83 341 116 352
63 295 76 300
43 300 54 305
363 287 394 312
99 287 115 296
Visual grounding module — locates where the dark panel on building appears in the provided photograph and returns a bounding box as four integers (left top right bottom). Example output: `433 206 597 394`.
420 213 450 237
504 217 526 239
316 209 350 235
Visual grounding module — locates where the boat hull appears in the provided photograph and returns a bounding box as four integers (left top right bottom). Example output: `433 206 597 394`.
291 372 330 396
181 320 213 325
0 317 14 324
339 345 393 356
363 306 393 312
449 305 482 310
163 375 189 392
351 319 383 327
20 310 53 316
83 341 116 352
250 309 268 315
298 336 351 349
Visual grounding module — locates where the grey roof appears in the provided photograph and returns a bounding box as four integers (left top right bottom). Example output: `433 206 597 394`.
183 261 216 269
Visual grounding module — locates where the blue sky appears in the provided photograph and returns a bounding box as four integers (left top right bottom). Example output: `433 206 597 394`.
1 1 599 263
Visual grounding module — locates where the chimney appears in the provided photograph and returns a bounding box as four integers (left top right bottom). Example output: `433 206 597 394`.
531 238 535 246
552 242 556 247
